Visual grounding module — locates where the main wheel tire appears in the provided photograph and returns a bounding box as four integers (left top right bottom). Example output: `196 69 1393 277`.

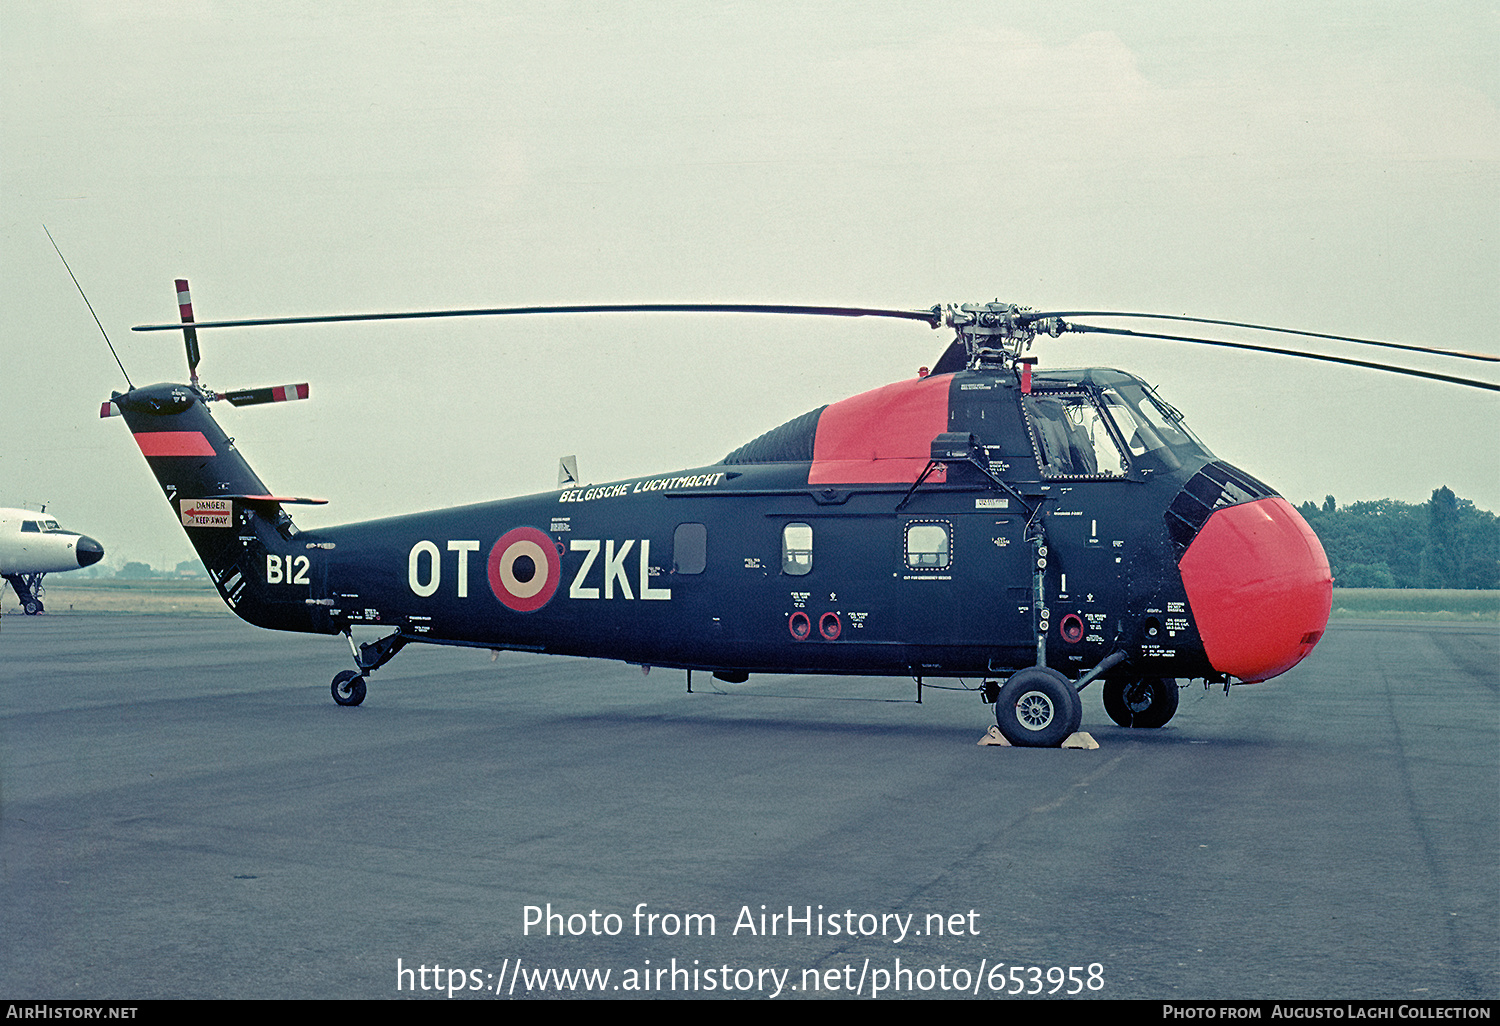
331 670 367 707
1102 676 1179 728
995 667 1082 747
24 599 41 615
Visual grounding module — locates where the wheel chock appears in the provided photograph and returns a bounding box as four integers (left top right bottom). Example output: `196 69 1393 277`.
978 725 1010 746
978 726 1099 749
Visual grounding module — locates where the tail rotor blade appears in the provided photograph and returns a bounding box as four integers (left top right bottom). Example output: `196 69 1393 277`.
219 383 310 408
176 279 202 386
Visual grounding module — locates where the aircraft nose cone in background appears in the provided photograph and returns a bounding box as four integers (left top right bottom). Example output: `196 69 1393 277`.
75 535 105 567
1178 497 1333 683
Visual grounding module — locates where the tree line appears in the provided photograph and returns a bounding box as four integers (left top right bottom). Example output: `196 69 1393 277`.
1295 487 1499 589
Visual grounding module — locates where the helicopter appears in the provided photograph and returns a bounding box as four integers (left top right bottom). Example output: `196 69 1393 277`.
100 281 1499 747
0 506 106 614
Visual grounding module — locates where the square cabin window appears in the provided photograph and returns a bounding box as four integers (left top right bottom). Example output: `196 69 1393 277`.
782 522 813 575
905 521 951 570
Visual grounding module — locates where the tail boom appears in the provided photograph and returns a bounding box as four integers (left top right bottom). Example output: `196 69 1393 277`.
110 382 329 634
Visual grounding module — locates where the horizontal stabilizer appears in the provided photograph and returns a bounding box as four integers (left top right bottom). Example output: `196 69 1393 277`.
216 493 328 505
219 383 310 407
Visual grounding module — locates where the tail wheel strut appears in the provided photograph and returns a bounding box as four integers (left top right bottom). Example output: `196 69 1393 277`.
330 630 410 707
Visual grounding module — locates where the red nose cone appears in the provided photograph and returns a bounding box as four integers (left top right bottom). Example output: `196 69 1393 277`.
1179 497 1332 682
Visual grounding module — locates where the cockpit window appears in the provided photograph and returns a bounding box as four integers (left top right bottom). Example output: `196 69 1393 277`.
21 521 40 533
1101 389 1167 457
1023 392 1128 479
1106 383 1212 457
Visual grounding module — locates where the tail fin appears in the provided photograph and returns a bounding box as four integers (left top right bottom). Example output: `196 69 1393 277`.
108 382 328 633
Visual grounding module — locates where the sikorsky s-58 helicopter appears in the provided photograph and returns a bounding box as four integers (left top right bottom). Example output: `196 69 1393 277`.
101 282 1499 746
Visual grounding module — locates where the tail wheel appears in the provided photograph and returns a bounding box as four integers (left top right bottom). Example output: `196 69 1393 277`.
331 670 367 707
995 666 1082 747
1102 676 1179 728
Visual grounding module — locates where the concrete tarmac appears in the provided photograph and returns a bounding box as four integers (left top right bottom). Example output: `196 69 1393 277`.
1 614 1495 1000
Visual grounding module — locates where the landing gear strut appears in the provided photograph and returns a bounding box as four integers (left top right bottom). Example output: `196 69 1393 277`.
330 630 410 707
3 573 45 614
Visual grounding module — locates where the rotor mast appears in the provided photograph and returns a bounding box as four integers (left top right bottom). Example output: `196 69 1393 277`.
939 302 1066 370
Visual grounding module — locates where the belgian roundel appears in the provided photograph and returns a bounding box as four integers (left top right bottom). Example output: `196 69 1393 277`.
488 527 561 612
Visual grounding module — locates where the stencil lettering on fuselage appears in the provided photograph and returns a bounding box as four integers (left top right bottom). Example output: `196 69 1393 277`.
405 533 668 609
569 539 670 602
405 540 483 598
267 553 311 585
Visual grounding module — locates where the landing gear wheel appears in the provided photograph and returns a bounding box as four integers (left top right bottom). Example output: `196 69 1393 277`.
331 670 367 707
995 667 1083 747
1102 676 1178 728
24 599 42 615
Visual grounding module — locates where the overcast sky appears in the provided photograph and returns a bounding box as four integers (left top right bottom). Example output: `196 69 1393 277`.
3 1 1496 570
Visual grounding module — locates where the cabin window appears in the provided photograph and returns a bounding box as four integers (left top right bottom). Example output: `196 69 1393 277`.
1023 392 1128 479
673 523 707 574
20 521 39 533
782 522 813 575
905 521 952 570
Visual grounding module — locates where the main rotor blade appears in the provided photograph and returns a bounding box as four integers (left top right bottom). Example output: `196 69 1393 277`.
132 302 943 332
1034 310 1499 364
1065 323 1500 392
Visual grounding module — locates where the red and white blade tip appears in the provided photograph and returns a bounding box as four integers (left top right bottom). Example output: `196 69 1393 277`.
217 383 311 405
